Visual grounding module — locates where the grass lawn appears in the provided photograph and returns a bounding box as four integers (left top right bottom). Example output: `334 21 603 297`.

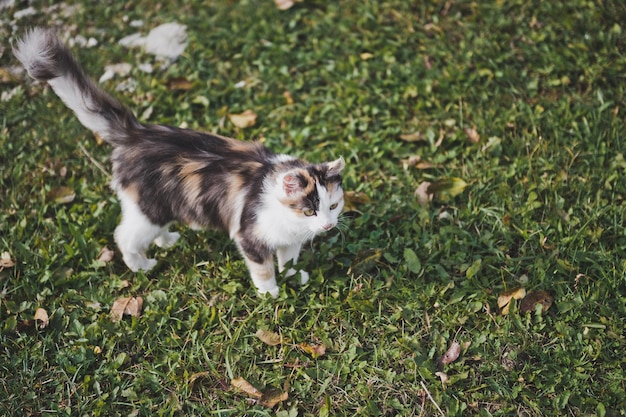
1 0 625 415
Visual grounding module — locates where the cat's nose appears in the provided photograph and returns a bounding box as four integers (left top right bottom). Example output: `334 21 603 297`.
322 223 334 231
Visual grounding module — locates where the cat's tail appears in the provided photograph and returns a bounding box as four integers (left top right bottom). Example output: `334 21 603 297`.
13 27 140 146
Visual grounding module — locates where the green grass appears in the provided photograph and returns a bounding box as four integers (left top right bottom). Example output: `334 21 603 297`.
1 0 626 415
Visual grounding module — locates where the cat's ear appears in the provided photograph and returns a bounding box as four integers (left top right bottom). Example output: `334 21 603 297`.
282 172 306 196
326 157 345 177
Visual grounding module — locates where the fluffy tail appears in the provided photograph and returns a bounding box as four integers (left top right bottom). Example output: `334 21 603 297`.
13 27 139 145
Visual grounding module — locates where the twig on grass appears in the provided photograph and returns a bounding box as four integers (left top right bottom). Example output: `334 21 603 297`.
420 380 445 417
78 142 111 179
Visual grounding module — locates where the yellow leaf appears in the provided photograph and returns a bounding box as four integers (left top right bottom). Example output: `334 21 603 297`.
255 329 284 346
228 109 257 128
231 377 263 399
427 177 468 197
497 287 526 315
298 342 326 358
34 307 49 329
360 52 374 61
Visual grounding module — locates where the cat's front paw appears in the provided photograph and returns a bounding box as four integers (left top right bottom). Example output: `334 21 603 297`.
285 268 310 285
154 231 180 249
124 258 157 272
124 255 157 272
299 270 310 285
258 286 280 299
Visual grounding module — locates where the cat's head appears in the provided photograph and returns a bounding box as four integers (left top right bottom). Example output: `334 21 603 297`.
276 157 345 235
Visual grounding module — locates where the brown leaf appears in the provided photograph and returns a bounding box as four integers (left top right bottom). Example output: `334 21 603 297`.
97 246 115 264
94 132 105 145
464 127 480 143
0 252 14 269
435 371 449 387
259 389 288 408
188 371 211 391
414 181 433 206
438 341 461 365
497 287 526 315
343 191 371 212
520 290 553 313
228 109 257 128
231 377 263 399
256 329 284 346
283 91 294 105
399 132 424 142
34 308 49 329
111 296 143 322
46 186 75 204
167 76 194 91
298 342 326 358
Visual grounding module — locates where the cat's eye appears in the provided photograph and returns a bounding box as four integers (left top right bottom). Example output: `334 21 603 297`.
303 209 316 216
330 203 339 210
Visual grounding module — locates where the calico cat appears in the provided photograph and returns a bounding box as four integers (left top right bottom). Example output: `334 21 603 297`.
14 28 345 298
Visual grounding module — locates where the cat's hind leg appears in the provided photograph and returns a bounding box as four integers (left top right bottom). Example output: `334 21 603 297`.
114 191 161 272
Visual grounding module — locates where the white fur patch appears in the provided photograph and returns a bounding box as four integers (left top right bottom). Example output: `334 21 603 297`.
115 190 163 272
48 76 112 137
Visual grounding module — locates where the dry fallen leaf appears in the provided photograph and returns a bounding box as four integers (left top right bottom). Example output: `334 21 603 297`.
0 251 14 269
111 296 143 322
231 376 288 408
167 76 194 91
435 371 449 387
343 191 371 212
188 371 211 391
414 181 433 206
260 389 289 408
256 329 284 346
99 62 132 83
274 0 298 10
464 127 480 143
298 342 326 358
228 109 257 128
34 308 49 329
438 341 461 366
231 377 263 399
520 290 553 313
283 91 294 105
399 132 424 142
97 246 115 264
46 186 76 204
497 287 527 315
